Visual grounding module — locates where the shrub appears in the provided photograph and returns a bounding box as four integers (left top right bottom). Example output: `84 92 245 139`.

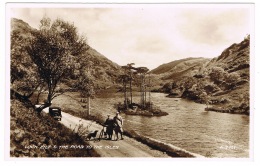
209 67 226 83
225 72 240 86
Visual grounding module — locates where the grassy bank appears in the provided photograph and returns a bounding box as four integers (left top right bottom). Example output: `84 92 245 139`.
10 99 100 157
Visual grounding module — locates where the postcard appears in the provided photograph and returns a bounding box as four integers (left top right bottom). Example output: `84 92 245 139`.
6 2 254 160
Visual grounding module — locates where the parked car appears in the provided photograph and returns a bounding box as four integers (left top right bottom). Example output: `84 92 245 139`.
49 107 62 121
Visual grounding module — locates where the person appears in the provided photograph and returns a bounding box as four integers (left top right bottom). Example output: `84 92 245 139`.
113 112 124 140
104 115 114 140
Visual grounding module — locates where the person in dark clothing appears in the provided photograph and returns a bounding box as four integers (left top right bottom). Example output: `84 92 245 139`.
104 115 114 140
113 112 124 140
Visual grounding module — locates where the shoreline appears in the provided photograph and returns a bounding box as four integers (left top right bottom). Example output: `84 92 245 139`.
60 108 204 158
161 92 249 116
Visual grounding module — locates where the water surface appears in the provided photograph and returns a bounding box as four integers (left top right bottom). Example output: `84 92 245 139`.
90 93 249 157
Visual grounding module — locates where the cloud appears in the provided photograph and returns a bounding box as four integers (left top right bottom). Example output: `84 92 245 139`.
131 35 170 54
10 5 252 69
178 8 250 46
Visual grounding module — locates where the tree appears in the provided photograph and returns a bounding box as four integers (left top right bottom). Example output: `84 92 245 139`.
122 63 135 105
127 63 135 104
11 25 42 106
117 74 130 109
74 54 95 116
182 76 196 90
136 67 149 108
209 67 226 83
75 75 95 115
26 17 87 106
162 82 173 93
225 72 240 88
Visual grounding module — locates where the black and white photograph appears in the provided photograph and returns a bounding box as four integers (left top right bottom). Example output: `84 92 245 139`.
6 2 254 159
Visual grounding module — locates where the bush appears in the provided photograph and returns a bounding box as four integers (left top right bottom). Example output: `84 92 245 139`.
162 82 173 93
209 67 226 83
225 72 240 85
204 82 221 94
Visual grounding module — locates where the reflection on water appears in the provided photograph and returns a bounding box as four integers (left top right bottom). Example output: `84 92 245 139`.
91 93 249 157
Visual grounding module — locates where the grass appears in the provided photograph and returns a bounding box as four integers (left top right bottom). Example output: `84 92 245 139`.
10 99 100 157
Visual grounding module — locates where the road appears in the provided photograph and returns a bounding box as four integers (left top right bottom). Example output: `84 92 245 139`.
42 107 170 157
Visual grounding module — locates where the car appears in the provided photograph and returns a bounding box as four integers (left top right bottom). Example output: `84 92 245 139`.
49 107 62 121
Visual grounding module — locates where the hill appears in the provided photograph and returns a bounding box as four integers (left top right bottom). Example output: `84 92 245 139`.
152 36 250 115
150 57 210 81
150 57 209 75
11 18 123 92
84 47 123 88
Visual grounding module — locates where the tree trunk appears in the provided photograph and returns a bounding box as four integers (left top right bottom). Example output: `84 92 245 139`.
47 93 52 105
47 82 52 104
140 75 142 108
130 77 132 105
124 81 128 109
87 96 90 116
140 74 145 109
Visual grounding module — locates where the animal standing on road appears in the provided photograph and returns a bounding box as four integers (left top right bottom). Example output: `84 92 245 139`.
86 130 99 140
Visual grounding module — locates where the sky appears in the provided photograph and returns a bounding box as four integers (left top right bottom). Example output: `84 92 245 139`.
9 4 252 70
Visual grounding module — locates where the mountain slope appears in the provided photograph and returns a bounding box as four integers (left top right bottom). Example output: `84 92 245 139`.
152 36 250 115
150 57 209 75
149 57 209 89
150 57 210 80
86 47 123 86
205 38 249 80
11 18 123 90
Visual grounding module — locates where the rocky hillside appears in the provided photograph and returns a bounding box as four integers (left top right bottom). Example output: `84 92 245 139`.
11 18 123 91
152 36 250 115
